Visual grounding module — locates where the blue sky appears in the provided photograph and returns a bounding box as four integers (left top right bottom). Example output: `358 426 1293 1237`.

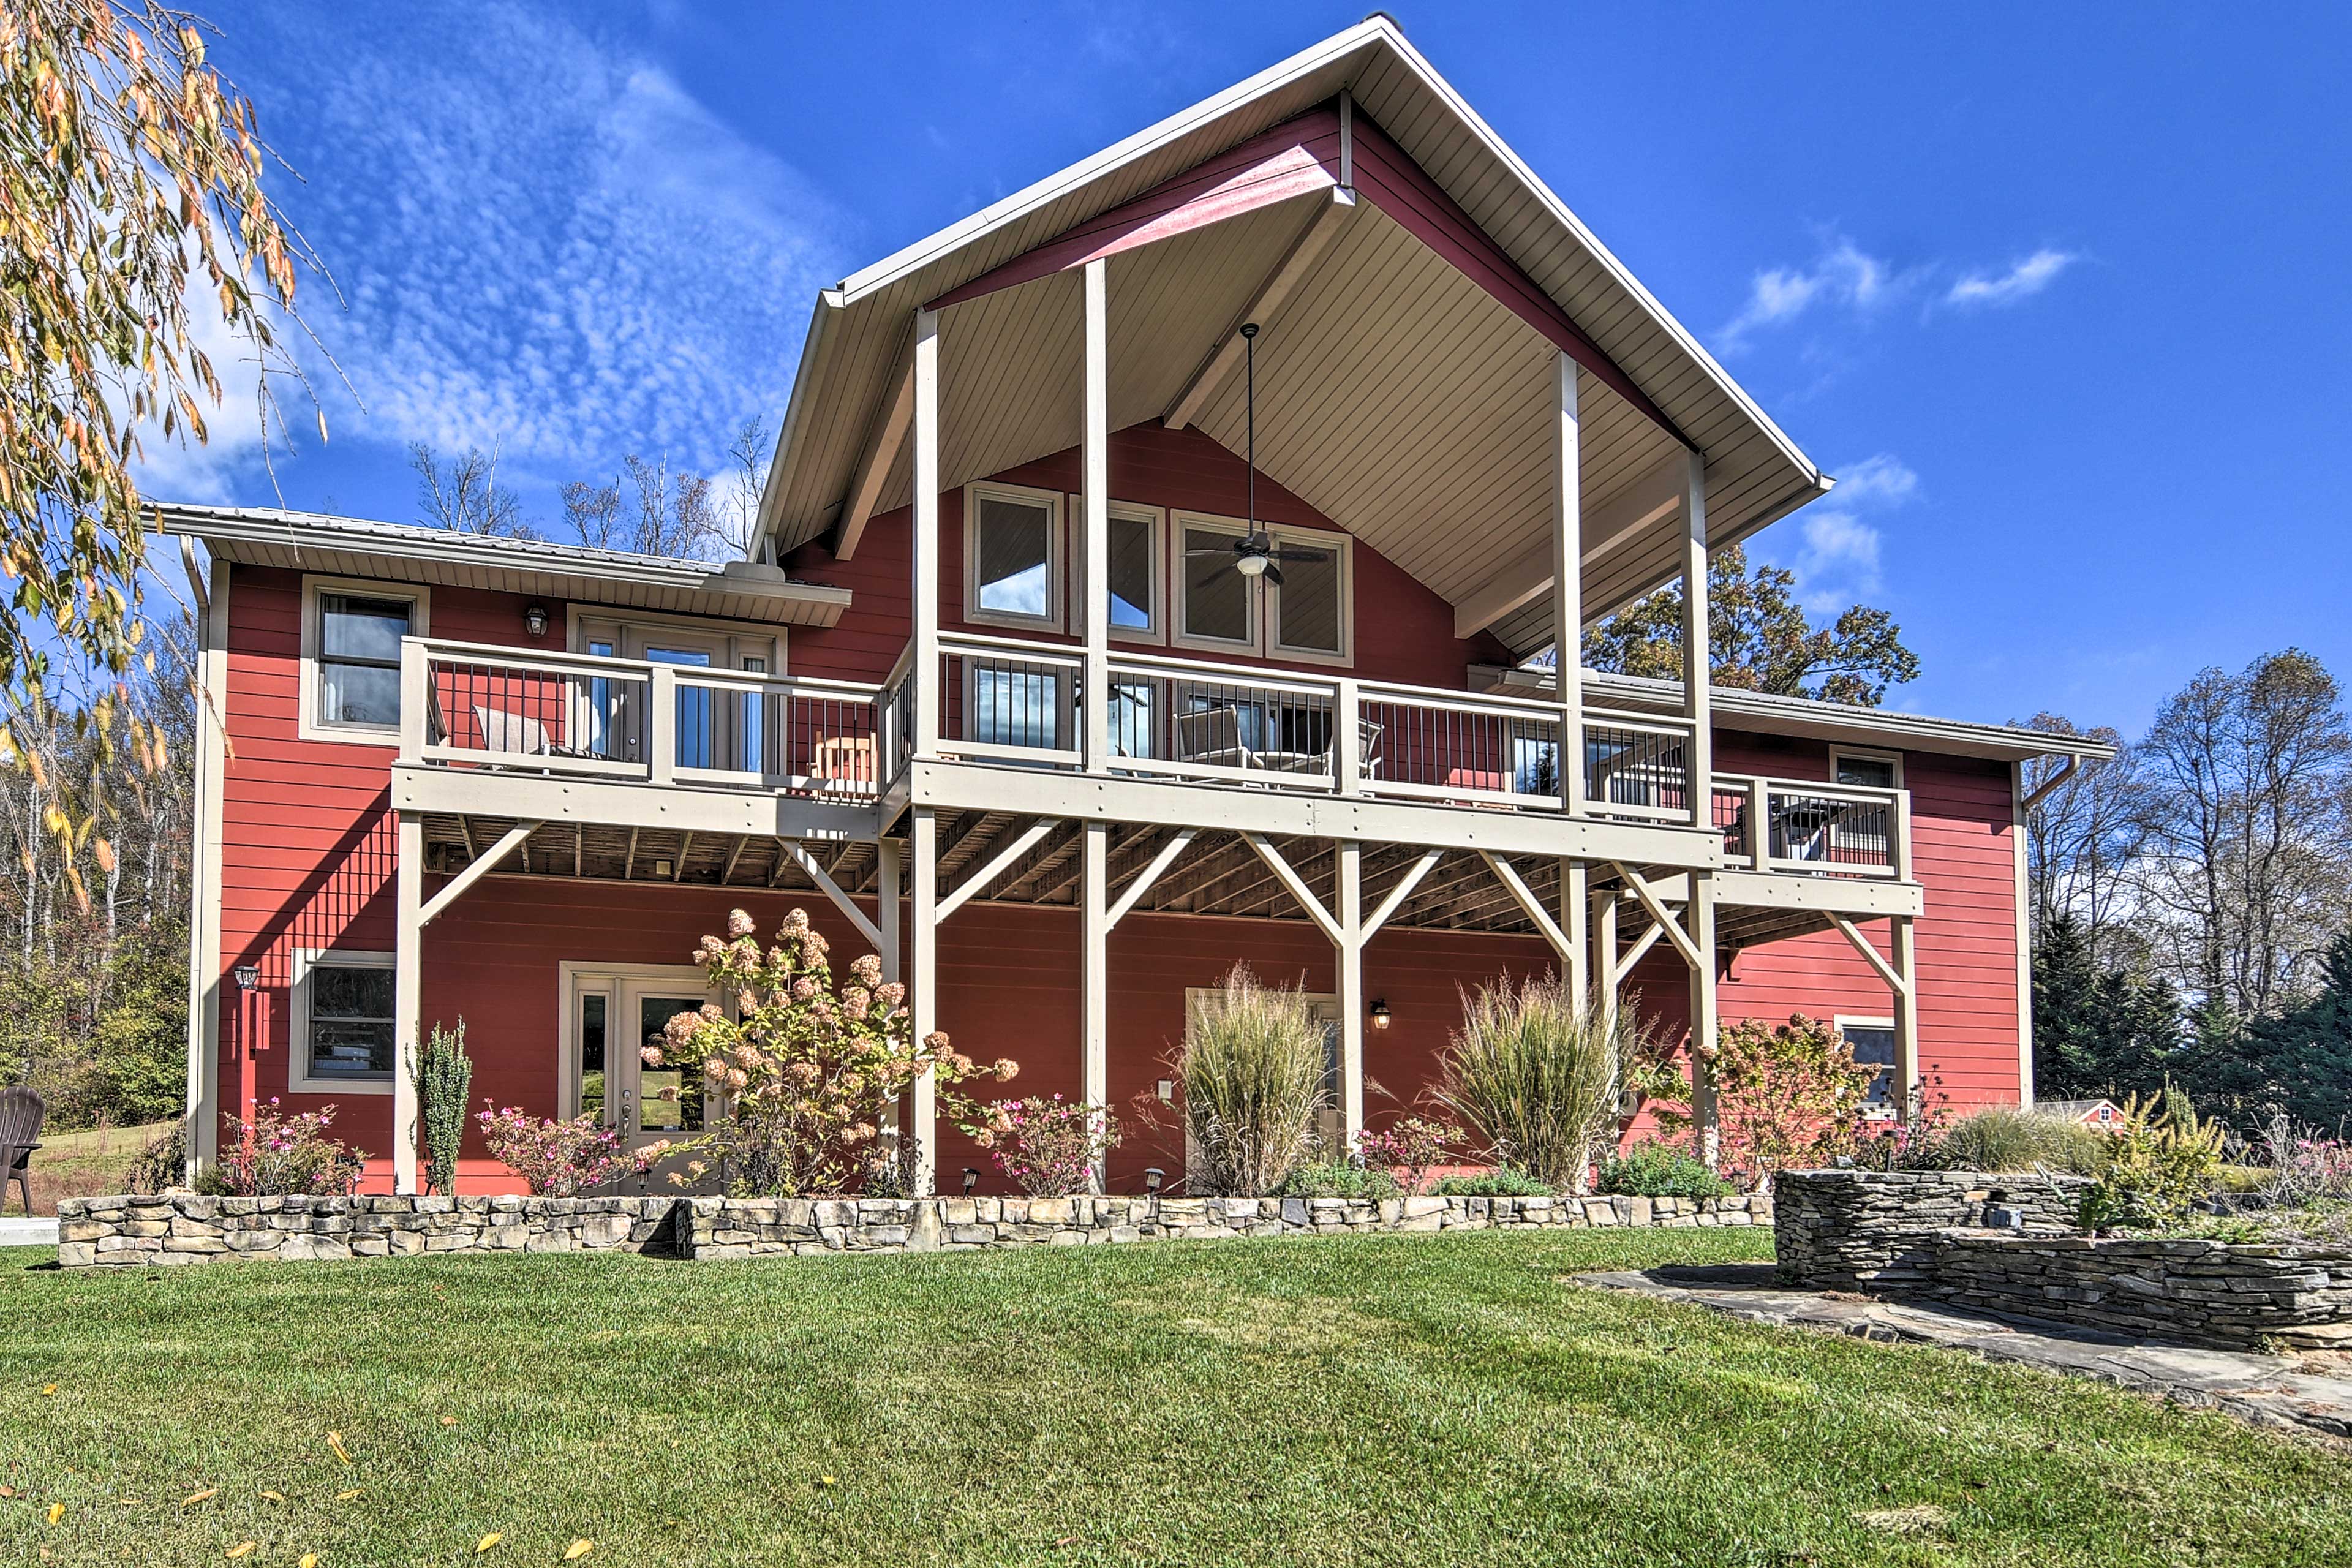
168 2 2352 737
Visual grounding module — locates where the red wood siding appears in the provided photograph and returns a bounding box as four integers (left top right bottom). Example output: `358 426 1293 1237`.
784 421 1517 686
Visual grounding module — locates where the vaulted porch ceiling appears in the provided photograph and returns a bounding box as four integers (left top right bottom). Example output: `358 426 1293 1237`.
760 18 1830 660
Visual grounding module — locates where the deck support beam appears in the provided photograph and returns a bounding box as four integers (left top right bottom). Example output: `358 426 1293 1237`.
419 821 541 928
1337 839 1365 1141
909 807 939 1196
393 811 423 1195
781 840 884 952
1107 829 1196 929
1553 353 1586 817
935 818 1057 922
1687 869 1721 1167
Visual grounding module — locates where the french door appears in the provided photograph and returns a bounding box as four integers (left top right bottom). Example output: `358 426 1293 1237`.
569 967 722 1154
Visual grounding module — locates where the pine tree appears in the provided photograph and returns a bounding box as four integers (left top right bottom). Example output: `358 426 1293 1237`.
2032 912 2184 1102
2239 929 2352 1130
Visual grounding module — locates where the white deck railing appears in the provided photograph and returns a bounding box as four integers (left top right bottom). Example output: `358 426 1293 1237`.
1710 773 1910 878
399 637 889 801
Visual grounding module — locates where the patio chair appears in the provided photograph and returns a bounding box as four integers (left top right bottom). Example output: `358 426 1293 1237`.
473 704 552 756
1175 706 1248 770
0 1087 42 1216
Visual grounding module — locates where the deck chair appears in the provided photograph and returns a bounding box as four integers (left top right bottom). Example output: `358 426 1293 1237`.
0 1087 42 1216
473 704 552 757
1175 706 1248 770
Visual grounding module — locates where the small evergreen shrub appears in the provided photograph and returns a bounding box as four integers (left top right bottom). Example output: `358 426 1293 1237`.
412 1019 474 1196
1429 1167 1555 1198
2078 1088 2226 1232
1275 1159 1400 1200
1597 1140 1733 1199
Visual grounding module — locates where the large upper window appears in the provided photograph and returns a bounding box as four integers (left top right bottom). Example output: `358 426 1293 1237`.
1063 499 1167 643
301 577 428 745
963 482 1063 630
293 950 397 1093
1173 513 1351 665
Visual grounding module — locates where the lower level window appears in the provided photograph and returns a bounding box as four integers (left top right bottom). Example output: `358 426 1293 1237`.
1839 1020 1898 1109
303 954 396 1084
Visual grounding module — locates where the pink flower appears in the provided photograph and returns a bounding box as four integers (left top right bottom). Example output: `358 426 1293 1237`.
727 908 756 938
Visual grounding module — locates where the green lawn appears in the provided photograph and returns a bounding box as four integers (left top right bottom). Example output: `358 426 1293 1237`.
2 1228 2346 1567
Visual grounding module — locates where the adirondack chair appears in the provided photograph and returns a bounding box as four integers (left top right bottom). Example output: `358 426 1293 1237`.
0 1088 42 1216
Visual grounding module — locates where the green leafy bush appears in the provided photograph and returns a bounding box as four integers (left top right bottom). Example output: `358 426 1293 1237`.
1178 965 1330 1196
411 1019 473 1197
1429 1167 1555 1198
1597 1140 1733 1199
1433 976 1634 1189
2078 1089 2226 1232
1632 1012 1872 1191
1932 1107 2108 1175
1275 1159 1399 1200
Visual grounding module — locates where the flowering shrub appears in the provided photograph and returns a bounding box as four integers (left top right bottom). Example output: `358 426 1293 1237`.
647 908 1017 1197
2250 1112 2352 1207
1633 1013 1873 1192
196 1099 366 1196
475 1106 639 1197
1351 1116 1461 1196
965 1095 1120 1195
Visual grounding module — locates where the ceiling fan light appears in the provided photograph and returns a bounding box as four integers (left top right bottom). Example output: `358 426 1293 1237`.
1235 551 1268 578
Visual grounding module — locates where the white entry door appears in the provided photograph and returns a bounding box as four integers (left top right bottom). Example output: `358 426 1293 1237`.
569 967 722 1153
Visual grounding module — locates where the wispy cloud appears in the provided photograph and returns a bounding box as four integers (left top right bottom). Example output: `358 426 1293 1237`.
1945 248 2079 309
148 3 853 510
1774 453 1920 614
1717 237 1897 350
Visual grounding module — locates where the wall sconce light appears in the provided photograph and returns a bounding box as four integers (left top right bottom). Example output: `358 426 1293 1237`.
1370 999 1392 1030
649 858 673 879
962 1167 979 1196
1155 1078 1175 1103
1144 1167 1165 1195
233 963 262 991
523 603 550 638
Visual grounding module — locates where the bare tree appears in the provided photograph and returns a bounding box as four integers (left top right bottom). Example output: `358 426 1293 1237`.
409 443 537 538
2021 712 2148 963
564 453 725 560
720 418 773 560
2133 650 2352 1019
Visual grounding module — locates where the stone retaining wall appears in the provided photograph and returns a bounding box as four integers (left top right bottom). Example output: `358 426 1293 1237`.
1773 1169 2090 1290
56 1189 1768 1268
1773 1169 2352 1349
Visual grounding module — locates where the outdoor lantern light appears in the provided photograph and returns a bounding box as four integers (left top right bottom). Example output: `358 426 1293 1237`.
233 963 261 991
1144 1167 1165 1195
1370 999 1392 1030
523 603 549 638
962 1167 979 1196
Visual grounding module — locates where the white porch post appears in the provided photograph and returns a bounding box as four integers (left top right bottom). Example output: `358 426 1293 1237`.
1081 820 1109 1189
1553 353 1585 814
1892 914 1920 1119
910 807 940 1195
1592 886 1619 1036
912 307 942 758
875 835 905 1162
1680 451 1713 826
1687 869 1721 1167
1080 257 1111 774
1562 859 1589 1001
1336 838 1365 1144
393 810 423 1195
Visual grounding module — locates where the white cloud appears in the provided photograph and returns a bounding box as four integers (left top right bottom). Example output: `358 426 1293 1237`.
1945 249 2079 308
1717 237 1895 350
1765 454 1920 614
156 4 853 511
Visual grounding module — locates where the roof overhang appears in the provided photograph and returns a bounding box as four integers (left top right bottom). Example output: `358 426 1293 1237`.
156 506 853 629
758 18 1830 658
1472 663 2121 765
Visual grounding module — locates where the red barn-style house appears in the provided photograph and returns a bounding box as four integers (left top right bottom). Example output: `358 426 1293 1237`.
162 19 2107 1194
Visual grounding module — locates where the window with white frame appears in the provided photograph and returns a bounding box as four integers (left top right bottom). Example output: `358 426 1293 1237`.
1836 1016 1898 1112
1173 513 1351 663
963 482 1063 630
300 578 428 744
1068 498 1166 643
1268 526 1350 662
1832 748 1902 790
293 949 398 1093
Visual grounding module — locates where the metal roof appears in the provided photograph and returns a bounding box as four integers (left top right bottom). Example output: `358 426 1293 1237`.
155 505 852 628
757 17 1830 657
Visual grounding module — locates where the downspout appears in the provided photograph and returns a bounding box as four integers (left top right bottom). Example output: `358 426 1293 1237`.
2019 755 2079 812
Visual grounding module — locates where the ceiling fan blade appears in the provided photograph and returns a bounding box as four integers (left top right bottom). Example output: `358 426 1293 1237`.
1267 546 1332 564
1183 548 1236 557
1263 562 1284 586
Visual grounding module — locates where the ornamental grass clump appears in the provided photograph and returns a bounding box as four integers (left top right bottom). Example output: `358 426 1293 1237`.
1178 965 1329 1196
649 908 1016 1197
967 1095 1120 1196
1935 1106 2108 1175
1433 977 1631 1191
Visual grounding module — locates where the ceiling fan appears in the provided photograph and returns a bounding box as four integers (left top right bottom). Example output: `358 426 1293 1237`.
1183 322 1331 586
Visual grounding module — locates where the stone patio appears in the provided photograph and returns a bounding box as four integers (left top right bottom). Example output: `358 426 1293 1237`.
1583 1262 2352 1442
